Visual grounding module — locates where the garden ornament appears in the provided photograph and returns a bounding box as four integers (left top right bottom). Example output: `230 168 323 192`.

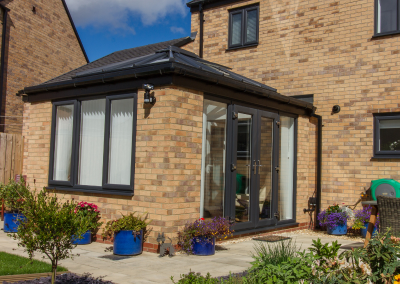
157 232 175 257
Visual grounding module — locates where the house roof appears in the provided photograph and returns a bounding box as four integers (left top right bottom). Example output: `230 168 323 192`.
187 0 243 11
20 45 315 115
40 36 196 86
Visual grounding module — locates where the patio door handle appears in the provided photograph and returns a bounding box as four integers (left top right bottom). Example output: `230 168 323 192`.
257 160 263 174
253 160 257 174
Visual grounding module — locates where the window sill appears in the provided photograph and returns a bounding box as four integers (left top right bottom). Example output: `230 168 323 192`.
371 155 400 160
46 186 134 197
226 43 258 51
372 31 400 38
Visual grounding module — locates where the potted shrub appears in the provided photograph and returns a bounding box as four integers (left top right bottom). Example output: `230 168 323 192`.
317 204 350 235
102 212 150 256
353 205 379 238
0 178 30 233
178 216 233 256
72 201 103 245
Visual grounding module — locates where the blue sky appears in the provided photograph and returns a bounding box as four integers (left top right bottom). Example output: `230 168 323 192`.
65 0 192 62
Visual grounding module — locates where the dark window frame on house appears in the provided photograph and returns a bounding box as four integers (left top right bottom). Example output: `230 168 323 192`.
374 0 400 37
373 113 400 158
228 4 259 50
48 92 138 196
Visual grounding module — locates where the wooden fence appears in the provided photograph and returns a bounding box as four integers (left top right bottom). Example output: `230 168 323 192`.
0 133 23 184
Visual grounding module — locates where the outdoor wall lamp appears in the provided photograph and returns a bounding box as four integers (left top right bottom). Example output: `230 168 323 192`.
143 83 156 105
332 105 341 114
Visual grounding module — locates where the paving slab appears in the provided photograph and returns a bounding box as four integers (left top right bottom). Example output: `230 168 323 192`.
0 221 359 284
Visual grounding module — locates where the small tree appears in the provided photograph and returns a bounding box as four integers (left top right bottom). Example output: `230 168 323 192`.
11 188 90 284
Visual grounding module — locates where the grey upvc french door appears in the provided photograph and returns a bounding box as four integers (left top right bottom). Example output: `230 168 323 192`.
226 105 279 232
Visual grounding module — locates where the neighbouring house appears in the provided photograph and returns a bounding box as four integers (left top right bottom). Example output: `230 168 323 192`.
0 0 88 134
19 0 400 252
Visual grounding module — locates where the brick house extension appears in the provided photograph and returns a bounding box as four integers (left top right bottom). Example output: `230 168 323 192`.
184 0 400 210
0 0 88 134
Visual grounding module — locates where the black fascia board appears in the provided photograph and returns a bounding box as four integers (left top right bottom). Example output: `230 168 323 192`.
20 62 315 113
61 0 89 63
188 0 244 12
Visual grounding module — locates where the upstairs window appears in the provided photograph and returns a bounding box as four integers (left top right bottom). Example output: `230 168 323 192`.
228 5 259 49
375 0 399 35
373 113 400 158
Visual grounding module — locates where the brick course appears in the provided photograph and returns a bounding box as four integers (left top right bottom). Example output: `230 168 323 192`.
1 0 86 134
184 0 400 210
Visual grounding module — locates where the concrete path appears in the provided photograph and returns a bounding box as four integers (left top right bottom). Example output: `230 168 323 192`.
0 221 360 284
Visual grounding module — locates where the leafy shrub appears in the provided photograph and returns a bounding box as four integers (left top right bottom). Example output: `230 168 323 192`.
171 271 220 284
0 177 30 212
75 201 102 232
11 188 90 284
177 217 233 254
102 212 150 239
250 238 298 270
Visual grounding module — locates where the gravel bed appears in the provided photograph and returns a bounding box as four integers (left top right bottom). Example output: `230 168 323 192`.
3 273 114 284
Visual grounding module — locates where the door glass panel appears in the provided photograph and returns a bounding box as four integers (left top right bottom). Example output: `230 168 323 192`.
201 100 227 218
259 117 273 219
235 113 252 222
278 116 295 221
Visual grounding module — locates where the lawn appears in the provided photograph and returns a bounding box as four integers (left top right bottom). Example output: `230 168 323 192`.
0 252 68 276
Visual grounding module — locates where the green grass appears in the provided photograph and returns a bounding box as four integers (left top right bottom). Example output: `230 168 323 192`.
0 252 68 276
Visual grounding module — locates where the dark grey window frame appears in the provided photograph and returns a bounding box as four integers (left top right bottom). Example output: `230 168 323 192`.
373 113 400 159
48 92 138 196
228 4 259 50
373 0 400 37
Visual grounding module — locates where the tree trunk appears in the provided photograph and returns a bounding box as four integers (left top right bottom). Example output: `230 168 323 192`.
51 264 57 284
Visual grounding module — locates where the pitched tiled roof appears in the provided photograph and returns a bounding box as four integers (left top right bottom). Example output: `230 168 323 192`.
41 36 194 85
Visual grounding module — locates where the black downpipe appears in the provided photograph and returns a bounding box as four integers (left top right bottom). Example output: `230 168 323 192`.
199 2 204 58
311 113 322 229
0 7 8 132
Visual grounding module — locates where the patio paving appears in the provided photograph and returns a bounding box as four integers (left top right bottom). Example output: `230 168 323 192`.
0 221 361 284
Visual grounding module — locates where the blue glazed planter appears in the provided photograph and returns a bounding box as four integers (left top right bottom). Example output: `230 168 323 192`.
361 222 379 238
327 220 347 235
192 236 216 256
113 230 143 256
3 213 26 233
72 230 92 245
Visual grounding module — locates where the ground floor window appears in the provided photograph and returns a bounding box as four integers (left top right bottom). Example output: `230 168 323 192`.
48 93 137 196
200 97 297 231
373 113 400 158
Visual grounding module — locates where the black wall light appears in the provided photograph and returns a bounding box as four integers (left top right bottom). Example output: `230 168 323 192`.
332 105 341 114
143 84 156 105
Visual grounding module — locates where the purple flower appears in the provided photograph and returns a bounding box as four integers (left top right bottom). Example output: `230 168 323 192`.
354 205 379 229
318 209 349 229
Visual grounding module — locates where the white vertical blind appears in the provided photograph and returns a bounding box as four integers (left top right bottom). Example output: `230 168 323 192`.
78 99 106 186
232 13 242 45
279 116 295 220
108 98 134 185
53 105 74 181
246 9 257 42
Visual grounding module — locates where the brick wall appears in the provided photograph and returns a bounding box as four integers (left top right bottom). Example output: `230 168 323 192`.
22 87 204 251
2 0 87 134
184 0 400 210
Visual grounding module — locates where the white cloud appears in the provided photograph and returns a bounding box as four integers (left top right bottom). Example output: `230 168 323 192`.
170 26 185 34
66 0 189 34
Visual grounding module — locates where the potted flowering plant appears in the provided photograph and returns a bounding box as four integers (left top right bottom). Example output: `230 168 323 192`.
102 212 150 256
0 178 30 233
177 216 233 256
352 205 379 238
72 201 102 245
318 204 350 235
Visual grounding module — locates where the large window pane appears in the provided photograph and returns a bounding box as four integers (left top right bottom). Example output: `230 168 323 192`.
278 116 295 221
201 100 227 219
231 13 242 45
246 9 257 43
377 0 397 33
108 98 134 185
259 117 273 220
78 99 106 186
379 119 400 151
53 105 74 181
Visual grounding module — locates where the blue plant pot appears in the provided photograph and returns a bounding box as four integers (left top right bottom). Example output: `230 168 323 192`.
192 236 216 256
3 213 26 233
113 230 143 256
327 220 347 235
72 230 92 245
361 222 379 238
